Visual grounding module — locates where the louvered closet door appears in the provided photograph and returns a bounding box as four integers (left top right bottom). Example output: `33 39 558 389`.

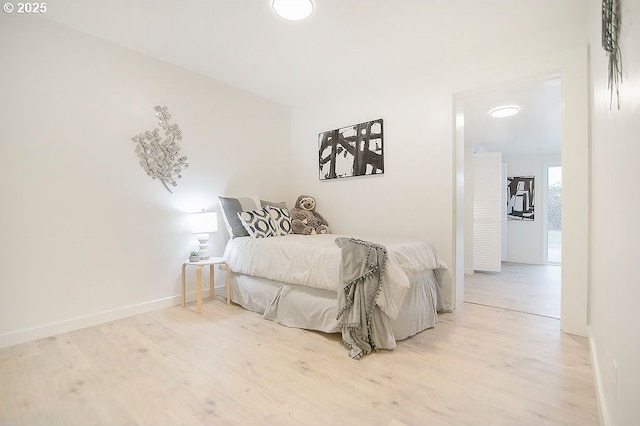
473 152 503 272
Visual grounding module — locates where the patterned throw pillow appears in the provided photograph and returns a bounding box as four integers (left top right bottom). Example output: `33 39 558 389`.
264 205 292 236
237 209 275 238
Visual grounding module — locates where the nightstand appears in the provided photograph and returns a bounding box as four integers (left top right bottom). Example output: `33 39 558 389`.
181 256 230 313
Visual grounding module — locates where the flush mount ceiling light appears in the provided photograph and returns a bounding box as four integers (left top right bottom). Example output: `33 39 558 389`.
272 0 313 21
489 105 520 118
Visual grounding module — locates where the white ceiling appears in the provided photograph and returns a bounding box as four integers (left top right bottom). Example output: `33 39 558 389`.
42 1 573 155
461 78 562 156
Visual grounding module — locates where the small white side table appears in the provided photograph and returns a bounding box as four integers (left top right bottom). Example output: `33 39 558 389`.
181 257 230 313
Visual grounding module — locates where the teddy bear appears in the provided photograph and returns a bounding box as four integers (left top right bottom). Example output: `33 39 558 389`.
290 195 330 235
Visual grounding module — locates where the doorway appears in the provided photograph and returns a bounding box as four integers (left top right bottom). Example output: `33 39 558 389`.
451 47 590 336
457 76 562 318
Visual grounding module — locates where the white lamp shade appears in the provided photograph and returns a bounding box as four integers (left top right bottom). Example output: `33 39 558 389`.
272 0 313 21
190 212 218 234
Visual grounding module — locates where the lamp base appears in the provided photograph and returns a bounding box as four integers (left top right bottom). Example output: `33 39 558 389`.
196 233 210 259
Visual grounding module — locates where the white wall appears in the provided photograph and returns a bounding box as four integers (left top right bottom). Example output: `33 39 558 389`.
291 87 457 298
0 15 291 347
587 0 640 424
503 152 560 264
292 67 587 313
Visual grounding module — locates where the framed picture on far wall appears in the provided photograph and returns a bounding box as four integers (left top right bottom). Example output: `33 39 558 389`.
318 119 384 180
507 176 535 220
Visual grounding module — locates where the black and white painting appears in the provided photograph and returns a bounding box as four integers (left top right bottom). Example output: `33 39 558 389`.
507 176 535 220
318 119 384 180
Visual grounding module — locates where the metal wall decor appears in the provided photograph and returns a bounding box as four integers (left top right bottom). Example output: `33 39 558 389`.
132 106 188 193
318 119 384 180
602 0 622 109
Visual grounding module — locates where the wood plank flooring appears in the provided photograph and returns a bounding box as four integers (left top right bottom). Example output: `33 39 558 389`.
464 262 561 319
0 291 598 425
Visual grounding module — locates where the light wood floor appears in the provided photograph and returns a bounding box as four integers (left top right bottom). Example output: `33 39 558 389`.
464 262 561 319
0 292 598 425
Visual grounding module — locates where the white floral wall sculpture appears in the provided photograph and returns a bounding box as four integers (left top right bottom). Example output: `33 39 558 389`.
131 106 188 193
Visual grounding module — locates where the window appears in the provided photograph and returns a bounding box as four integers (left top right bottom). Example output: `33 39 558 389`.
547 166 562 263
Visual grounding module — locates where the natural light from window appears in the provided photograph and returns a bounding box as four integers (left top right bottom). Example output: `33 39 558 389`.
547 166 562 263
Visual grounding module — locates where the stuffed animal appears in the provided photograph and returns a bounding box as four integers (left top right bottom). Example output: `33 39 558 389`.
290 195 330 235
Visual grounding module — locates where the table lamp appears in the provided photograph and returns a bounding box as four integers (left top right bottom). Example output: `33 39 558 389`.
190 211 218 259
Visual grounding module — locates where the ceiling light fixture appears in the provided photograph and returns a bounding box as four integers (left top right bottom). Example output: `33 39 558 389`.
272 0 313 21
489 105 520 118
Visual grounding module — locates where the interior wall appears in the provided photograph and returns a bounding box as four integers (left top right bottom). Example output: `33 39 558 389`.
587 0 640 424
291 87 457 299
0 15 291 347
291 43 587 314
503 152 561 264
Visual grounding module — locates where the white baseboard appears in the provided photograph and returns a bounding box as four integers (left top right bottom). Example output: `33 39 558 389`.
0 285 226 349
588 326 611 426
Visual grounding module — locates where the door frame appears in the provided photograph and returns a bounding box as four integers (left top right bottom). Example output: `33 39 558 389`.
451 46 589 336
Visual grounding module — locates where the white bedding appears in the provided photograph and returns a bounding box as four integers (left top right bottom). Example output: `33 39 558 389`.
223 234 448 319
230 269 441 350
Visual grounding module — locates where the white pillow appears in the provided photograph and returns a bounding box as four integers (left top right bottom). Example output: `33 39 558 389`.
237 209 275 238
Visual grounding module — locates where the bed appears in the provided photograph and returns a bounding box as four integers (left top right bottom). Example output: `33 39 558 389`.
217 195 449 358
222 233 449 358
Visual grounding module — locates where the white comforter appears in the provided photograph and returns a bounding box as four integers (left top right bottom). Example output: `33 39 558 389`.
223 234 447 319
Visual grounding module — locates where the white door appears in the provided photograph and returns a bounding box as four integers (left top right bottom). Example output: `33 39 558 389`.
473 152 503 272
502 162 507 261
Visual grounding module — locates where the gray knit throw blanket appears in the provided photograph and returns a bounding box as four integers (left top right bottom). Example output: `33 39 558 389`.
335 237 388 359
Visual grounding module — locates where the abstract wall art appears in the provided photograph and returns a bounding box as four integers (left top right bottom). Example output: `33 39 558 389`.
318 119 384 180
507 176 535 221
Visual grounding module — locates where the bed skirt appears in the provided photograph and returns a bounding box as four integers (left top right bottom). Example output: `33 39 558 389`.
228 269 440 350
